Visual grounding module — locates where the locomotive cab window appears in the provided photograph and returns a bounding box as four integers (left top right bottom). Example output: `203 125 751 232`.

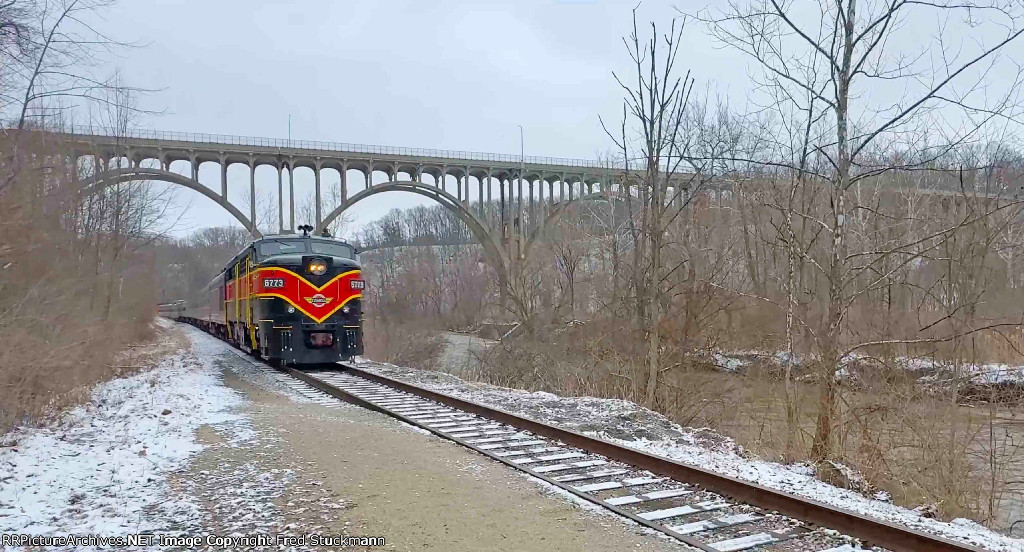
309 240 354 259
257 239 307 257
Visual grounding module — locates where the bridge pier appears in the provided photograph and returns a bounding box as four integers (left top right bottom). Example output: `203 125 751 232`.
276 162 284 234
529 180 534 233
487 172 494 224
340 162 348 207
538 178 544 222
288 162 295 233
314 159 323 229
248 156 256 234
517 173 523 238
219 154 228 199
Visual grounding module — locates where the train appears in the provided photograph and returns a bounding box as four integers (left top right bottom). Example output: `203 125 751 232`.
159 232 364 366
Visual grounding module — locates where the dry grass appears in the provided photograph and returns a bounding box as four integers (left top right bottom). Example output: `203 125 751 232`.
363 317 446 372
0 132 164 435
461 318 1023 529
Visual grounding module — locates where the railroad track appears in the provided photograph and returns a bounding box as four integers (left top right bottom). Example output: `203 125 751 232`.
211 335 986 552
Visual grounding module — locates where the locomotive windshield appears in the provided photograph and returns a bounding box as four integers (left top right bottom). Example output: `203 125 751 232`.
256 238 355 259
309 241 354 258
257 239 306 257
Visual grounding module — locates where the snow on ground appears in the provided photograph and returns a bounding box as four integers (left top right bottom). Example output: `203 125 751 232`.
706 348 1024 386
0 323 246 541
354 359 1024 552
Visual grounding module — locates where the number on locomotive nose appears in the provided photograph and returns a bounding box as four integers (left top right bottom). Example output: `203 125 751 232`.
263 277 286 288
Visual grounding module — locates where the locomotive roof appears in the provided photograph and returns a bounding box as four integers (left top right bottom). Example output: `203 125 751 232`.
223 234 359 270
256 233 357 247
202 234 360 294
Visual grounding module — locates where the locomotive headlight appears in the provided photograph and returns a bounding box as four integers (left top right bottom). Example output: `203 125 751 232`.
287 306 296 314
342 306 351 314
308 259 327 275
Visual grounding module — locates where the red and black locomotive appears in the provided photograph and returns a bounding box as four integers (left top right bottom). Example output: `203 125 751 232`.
175 232 364 365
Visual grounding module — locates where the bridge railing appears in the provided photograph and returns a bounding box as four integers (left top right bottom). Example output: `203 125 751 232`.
64 126 625 170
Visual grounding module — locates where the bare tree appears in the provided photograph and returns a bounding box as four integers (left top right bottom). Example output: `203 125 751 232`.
698 0 1024 461
551 217 587 319
601 9 733 408
9 0 147 128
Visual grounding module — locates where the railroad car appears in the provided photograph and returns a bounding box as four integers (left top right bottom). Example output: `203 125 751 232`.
157 300 187 319
180 233 364 365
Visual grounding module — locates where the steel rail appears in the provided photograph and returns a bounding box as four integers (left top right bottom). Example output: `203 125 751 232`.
170 310 989 552
339 365 987 552
286 367 726 551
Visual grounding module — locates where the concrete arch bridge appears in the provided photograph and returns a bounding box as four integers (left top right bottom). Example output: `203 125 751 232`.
61 129 695 283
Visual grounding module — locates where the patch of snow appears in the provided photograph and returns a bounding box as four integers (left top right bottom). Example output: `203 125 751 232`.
705 347 1024 390
712 353 749 372
970 364 1024 385
0 326 245 540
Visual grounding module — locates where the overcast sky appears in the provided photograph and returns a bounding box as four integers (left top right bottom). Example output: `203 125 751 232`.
92 0 753 238
91 1 1024 239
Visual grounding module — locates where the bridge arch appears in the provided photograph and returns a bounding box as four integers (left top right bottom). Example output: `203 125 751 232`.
83 167 261 237
318 180 509 281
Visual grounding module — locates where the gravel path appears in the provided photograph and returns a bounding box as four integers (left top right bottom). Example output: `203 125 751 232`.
183 328 684 551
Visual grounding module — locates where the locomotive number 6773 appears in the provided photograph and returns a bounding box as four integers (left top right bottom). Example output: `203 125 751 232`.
179 233 365 366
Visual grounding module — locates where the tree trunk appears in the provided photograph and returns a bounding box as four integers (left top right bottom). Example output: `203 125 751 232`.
784 193 799 458
737 185 764 295
644 169 663 409
811 0 856 463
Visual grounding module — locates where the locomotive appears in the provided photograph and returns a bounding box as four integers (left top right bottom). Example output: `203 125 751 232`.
175 231 364 365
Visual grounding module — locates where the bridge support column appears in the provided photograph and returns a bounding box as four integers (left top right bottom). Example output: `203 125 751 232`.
529 179 534 233
478 174 484 217
517 172 523 240
288 161 295 232
487 172 493 221
248 156 256 234
538 178 544 220
219 154 228 200
314 159 322 228
277 162 284 234
499 177 507 244
340 162 348 203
